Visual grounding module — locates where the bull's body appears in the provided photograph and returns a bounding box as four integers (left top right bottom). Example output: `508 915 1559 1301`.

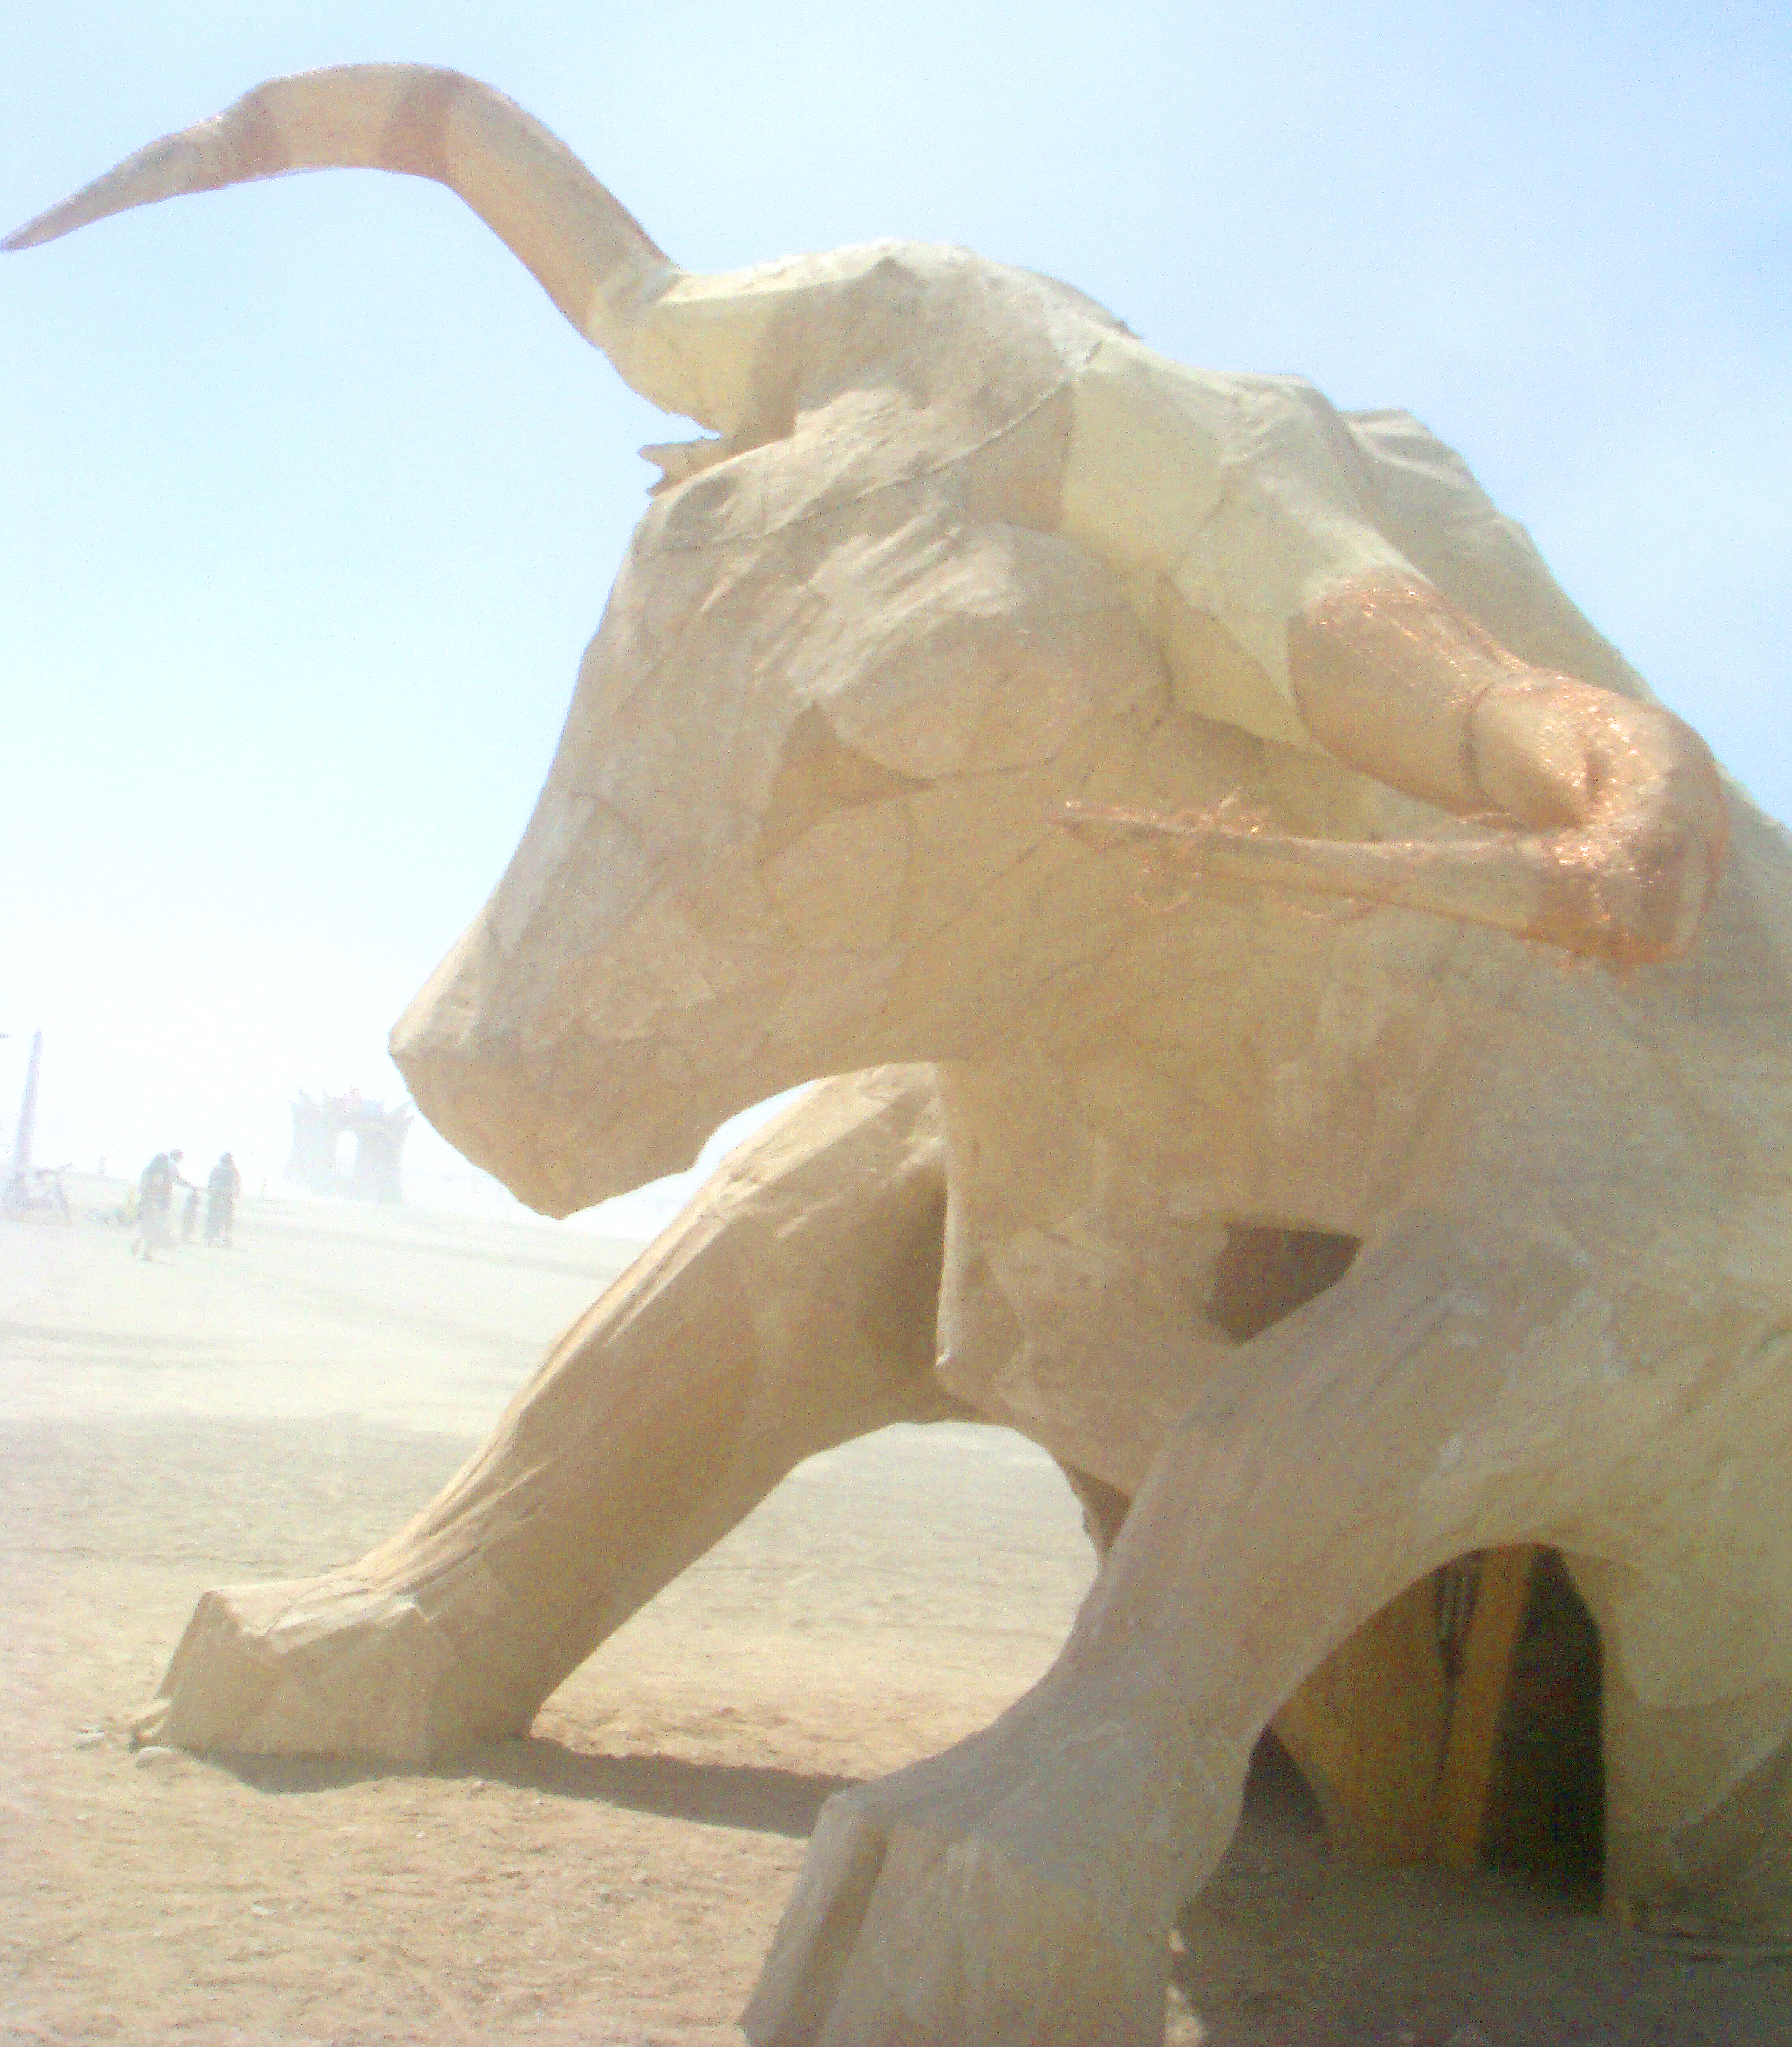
13 67 1789 2046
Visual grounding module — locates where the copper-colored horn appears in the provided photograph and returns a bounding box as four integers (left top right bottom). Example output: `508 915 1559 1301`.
1065 570 1728 966
1066 542 1725 966
4 64 715 421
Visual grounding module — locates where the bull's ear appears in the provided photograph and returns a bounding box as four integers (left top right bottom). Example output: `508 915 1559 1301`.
639 438 736 496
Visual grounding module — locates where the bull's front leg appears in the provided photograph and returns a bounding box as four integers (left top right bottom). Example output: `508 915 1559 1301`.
132 1065 955 1761
744 1214 1605 2047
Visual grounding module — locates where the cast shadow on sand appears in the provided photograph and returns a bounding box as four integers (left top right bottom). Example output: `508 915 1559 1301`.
172 1732 1785 2043
207 1736 859 1839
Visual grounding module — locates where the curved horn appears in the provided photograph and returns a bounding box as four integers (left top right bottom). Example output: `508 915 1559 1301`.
1059 368 1727 964
4 64 720 425
1068 572 1727 967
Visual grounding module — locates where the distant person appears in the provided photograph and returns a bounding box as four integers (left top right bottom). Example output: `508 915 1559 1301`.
130 1149 188 1261
204 1152 241 1248
181 1182 202 1242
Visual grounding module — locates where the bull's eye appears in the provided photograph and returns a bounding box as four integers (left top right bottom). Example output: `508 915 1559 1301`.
638 437 740 496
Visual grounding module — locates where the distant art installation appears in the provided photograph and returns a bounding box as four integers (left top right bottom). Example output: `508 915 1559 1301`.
285 1087 411 1203
10 1029 41 1173
11 67 1790 2047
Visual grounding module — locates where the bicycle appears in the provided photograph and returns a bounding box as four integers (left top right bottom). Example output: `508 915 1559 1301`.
3 1164 73 1223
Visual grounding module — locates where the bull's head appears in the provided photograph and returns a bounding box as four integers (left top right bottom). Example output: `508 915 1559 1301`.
10 65 1726 1215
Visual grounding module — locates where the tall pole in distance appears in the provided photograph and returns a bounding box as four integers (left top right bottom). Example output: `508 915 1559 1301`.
11 1029 41 1172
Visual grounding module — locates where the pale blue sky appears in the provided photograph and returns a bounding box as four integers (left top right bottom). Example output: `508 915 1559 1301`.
3 1 1787 1226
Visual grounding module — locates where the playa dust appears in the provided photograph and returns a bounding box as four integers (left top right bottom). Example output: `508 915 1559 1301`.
1 1194 1781 2046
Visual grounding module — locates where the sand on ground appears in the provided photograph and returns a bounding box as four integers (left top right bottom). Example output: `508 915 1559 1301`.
1 1190 1783 2046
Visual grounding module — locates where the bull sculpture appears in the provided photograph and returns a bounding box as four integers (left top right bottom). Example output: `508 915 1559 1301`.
12 66 1790 2047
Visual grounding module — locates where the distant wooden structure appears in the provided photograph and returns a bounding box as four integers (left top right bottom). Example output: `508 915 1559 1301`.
285 1087 411 1203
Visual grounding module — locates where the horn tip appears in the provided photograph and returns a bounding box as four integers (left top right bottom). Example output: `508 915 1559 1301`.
4 186 114 252
3 213 59 251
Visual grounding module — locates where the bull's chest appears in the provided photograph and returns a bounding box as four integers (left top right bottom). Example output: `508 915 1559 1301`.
925 1022 1463 1491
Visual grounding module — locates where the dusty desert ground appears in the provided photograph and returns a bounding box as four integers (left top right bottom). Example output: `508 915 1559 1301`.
1 1185 1785 2046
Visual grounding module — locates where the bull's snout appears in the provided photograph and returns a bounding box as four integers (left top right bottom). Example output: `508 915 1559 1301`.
392 914 720 1218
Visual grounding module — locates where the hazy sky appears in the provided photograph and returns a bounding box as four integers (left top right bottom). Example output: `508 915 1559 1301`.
3 1 1787 1233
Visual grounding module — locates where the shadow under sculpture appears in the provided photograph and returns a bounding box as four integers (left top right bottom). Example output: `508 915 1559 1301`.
11 65 1789 2047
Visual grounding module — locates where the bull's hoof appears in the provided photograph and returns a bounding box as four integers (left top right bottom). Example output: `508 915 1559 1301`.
742 1675 1219 2047
744 1787 1169 2046
1606 1734 1792 1966
130 1570 521 1763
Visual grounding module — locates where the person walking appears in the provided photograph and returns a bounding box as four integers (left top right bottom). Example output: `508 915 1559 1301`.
130 1149 190 1261
204 1152 241 1248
